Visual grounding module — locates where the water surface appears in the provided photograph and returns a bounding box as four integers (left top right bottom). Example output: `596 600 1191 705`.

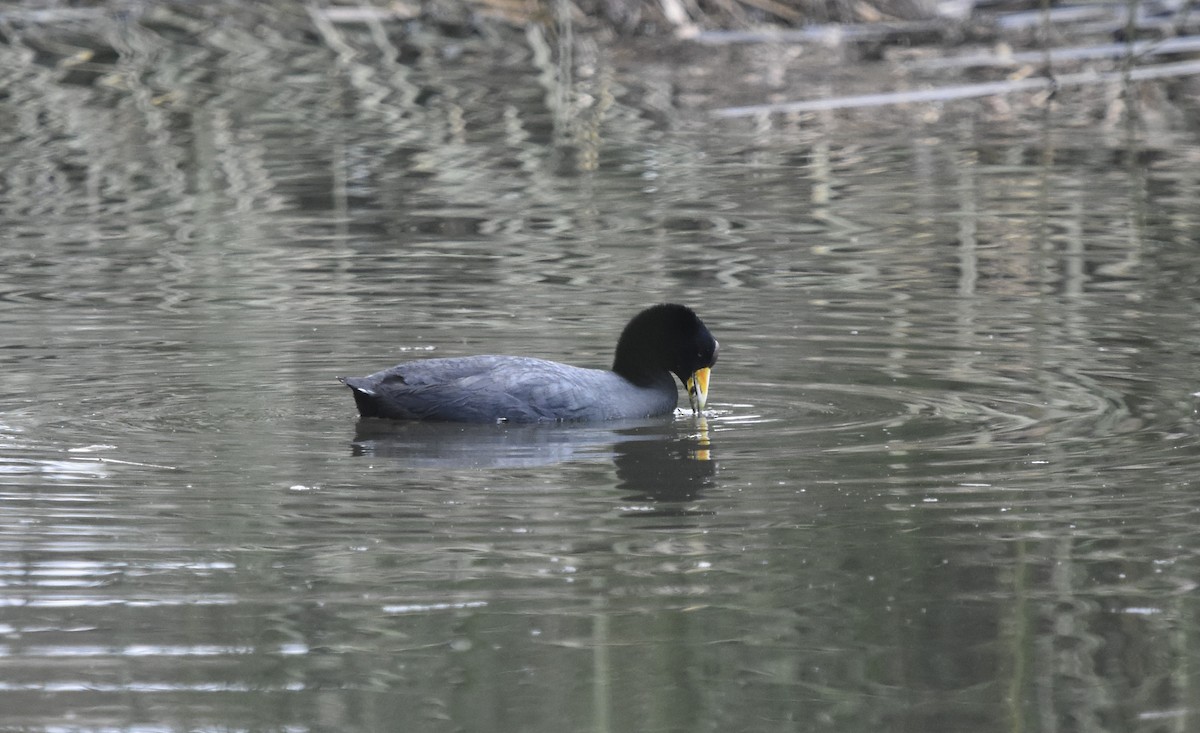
3 4 1200 731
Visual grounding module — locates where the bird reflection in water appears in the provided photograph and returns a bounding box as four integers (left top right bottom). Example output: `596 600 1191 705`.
349 417 716 514
613 417 715 516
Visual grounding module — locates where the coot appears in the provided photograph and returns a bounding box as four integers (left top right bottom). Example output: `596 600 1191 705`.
339 303 718 422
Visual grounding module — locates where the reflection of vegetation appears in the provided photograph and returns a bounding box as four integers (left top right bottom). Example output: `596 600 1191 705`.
5 2 1200 731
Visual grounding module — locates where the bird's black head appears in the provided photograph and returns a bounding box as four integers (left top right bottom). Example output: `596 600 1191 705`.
612 304 718 387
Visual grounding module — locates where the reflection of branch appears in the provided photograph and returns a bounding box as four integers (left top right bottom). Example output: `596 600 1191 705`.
693 20 948 44
907 35 1200 70
712 58 1200 117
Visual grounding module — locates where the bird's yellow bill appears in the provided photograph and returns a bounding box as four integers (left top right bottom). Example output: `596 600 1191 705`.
686 367 711 413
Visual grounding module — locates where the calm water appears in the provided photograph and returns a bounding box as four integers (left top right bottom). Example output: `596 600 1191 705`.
4 3 1200 732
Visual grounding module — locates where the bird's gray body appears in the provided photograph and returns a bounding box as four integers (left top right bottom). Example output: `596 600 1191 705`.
341 355 679 422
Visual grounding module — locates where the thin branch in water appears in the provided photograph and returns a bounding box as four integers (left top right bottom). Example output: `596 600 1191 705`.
78 456 181 470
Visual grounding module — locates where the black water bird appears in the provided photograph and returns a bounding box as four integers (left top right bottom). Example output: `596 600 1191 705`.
339 304 718 422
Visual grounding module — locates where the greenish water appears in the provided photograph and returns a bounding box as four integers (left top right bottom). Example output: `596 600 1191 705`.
3 3 1200 731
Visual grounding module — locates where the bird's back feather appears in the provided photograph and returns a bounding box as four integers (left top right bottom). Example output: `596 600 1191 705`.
342 355 677 422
